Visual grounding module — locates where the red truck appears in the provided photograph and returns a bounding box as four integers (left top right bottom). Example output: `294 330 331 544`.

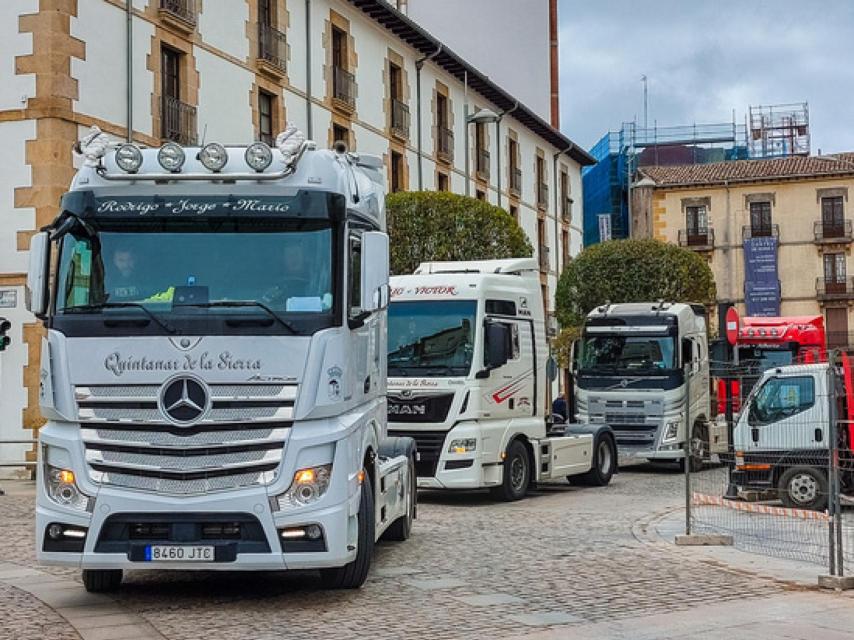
717 315 827 415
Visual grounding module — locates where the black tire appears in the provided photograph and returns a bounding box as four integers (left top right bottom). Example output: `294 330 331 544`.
81 569 122 593
490 439 530 501
777 465 828 511
571 435 616 486
320 474 375 589
381 454 416 542
679 421 707 473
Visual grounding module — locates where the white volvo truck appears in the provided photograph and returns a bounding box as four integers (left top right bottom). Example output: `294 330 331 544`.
574 303 710 469
27 128 415 592
386 259 616 501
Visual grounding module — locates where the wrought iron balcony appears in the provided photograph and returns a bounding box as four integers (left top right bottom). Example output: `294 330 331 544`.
509 168 522 197
742 224 779 241
678 228 715 251
258 23 287 74
333 66 356 111
391 98 410 140
436 127 453 163
537 182 548 209
161 95 197 145
159 0 196 29
814 219 853 244
476 149 490 181
539 245 550 272
817 276 854 300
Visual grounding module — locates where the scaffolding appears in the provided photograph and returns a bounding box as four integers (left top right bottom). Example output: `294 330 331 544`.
748 102 810 158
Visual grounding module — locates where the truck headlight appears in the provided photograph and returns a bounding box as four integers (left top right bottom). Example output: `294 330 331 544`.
45 465 93 512
448 438 476 454
663 420 681 443
273 464 332 510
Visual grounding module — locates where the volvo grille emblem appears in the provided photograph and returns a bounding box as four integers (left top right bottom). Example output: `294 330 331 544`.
159 376 210 425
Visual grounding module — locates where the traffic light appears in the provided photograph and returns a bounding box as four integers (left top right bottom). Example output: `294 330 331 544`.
0 318 10 351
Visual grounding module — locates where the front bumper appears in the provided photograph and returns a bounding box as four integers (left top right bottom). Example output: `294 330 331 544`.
622 445 685 461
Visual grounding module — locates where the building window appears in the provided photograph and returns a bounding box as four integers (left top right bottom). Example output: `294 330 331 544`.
332 27 355 109
824 253 847 293
258 0 286 73
437 172 449 192
536 156 547 208
510 204 518 222
541 284 549 313
509 138 521 197
390 150 404 193
389 61 409 139
476 189 486 201
562 229 570 266
333 124 350 149
822 196 845 236
685 205 708 244
560 170 570 221
537 218 548 272
749 201 773 237
436 93 453 163
475 122 489 180
160 46 196 144
258 90 275 146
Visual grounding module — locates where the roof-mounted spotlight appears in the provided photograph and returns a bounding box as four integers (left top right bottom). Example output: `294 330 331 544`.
157 142 185 173
198 143 228 172
245 142 273 172
115 144 143 173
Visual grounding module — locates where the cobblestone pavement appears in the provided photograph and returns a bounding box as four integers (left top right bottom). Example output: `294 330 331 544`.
0 463 830 640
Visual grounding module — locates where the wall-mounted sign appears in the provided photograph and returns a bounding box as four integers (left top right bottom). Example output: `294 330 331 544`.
743 237 780 316
0 289 17 309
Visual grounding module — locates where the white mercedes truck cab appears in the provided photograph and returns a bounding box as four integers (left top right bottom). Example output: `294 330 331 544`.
27 128 415 592
574 302 710 469
386 258 616 501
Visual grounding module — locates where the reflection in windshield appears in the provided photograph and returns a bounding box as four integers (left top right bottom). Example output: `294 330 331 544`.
55 222 333 316
738 346 794 375
388 300 476 376
580 334 676 372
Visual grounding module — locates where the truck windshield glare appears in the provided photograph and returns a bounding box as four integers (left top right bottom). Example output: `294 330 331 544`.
55 222 334 321
580 334 677 372
387 300 476 376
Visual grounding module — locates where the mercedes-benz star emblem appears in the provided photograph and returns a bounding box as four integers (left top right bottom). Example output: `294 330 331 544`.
159 377 210 425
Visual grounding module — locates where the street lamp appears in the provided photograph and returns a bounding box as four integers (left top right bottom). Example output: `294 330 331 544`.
464 107 500 196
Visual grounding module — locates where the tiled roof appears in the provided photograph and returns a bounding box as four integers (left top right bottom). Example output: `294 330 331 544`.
346 0 595 166
640 153 854 187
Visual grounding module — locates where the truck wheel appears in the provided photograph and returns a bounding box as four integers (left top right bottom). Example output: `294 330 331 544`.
81 569 122 593
320 474 375 589
491 439 530 501
381 453 416 542
679 422 707 473
571 435 616 486
778 465 828 511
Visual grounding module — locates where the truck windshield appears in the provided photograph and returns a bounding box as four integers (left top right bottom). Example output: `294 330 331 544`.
580 334 676 373
737 346 795 372
387 300 476 377
54 220 334 334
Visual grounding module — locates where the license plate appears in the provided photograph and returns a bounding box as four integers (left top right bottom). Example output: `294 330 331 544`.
145 545 214 562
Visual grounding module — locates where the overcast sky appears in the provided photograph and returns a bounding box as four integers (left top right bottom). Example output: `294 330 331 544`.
559 0 854 154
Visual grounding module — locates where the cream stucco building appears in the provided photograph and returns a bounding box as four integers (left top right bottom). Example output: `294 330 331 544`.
0 0 592 470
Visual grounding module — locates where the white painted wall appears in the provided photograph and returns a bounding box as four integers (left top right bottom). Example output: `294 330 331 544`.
404 0 551 123
0 0 37 112
131 16 156 139
194 47 254 144
198 0 249 62
0 120 36 276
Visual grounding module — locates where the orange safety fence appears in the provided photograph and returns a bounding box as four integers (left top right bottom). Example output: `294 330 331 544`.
692 492 831 522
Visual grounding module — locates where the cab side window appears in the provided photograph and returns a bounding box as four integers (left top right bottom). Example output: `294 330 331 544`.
348 233 362 319
748 376 815 425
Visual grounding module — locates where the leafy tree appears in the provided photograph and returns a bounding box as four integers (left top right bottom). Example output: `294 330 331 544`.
555 239 716 327
386 191 532 275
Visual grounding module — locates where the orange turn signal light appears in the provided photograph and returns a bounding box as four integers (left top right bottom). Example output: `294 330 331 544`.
294 468 316 485
59 470 75 484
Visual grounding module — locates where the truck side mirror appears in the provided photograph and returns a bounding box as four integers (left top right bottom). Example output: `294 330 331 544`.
26 231 50 318
485 321 511 369
360 231 389 312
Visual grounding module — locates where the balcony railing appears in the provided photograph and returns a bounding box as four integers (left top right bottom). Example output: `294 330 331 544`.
476 149 490 181
333 66 356 111
258 23 287 74
562 197 573 223
537 182 548 209
159 0 196 28
814 219 853 244
678 228 715 251
509 167 522 197
817 276 854 300
742 224 779 241
539 245 550 272
161 95 197 145
390 98 410 140
436 127 453 163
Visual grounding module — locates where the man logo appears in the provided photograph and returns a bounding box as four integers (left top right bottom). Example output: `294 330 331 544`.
159 376 210 425
388 403 427 416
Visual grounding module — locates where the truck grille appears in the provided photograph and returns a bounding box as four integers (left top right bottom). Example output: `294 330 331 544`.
75 384 295 495
387 392 455 424
388 430 447 478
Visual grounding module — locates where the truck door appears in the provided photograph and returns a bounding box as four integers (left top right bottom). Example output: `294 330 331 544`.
743 374 825 452
484 317 535 417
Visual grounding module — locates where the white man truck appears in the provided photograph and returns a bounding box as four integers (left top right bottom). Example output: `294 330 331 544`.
27 128 415 592
574 303 710 469
386 259 616 501
732 357 854 511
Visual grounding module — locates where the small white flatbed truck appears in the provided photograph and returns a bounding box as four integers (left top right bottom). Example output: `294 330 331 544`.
386 258 616 500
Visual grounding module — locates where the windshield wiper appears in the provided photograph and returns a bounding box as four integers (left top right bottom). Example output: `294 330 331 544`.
66 302 176 334
180 301 297 335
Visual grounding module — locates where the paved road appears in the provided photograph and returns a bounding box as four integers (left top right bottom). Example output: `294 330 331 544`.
1 463 852 640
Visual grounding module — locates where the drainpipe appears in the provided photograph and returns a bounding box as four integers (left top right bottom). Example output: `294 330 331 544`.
305 0 313 139
495 101 518 209
553 143 574 275
415 45 442 190
126 0 133 142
